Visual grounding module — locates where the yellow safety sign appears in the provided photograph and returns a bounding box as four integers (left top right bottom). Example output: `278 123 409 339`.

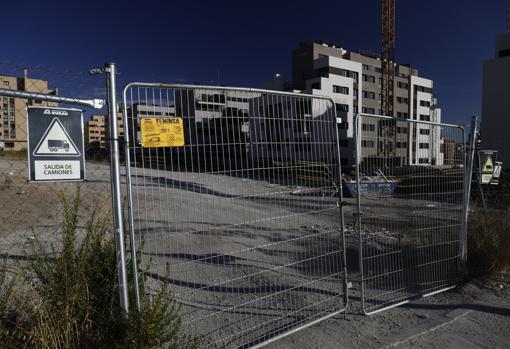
140 117 185 148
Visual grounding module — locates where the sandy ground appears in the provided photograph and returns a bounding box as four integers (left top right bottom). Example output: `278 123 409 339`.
0 158 508 348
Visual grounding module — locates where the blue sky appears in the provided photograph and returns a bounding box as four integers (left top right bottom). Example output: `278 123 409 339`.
1 0 506 126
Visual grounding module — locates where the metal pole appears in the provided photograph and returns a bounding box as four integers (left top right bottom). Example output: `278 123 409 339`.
105 62 129 315
463 116 477 266
0 87 104 109
122 86 141 312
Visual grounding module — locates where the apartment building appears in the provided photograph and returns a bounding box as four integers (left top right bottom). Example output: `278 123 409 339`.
291 41 443 167
84 113 124 150
482 32 510 169
0 69 58 151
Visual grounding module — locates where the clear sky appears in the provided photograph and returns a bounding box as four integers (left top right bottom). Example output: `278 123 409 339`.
2 0 506 126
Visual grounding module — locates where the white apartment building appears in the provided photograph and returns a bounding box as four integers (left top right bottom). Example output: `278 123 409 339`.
291 41 443 167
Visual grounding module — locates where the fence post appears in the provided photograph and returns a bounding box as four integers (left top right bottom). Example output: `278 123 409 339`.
105 62 129 315
464 116 478 267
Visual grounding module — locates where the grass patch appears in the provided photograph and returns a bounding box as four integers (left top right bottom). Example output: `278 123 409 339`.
0 188 196 348
1 150 27 161
468 208 510 277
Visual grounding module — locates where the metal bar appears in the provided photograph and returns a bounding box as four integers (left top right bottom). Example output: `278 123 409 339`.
122 88 141 312
357 112 463 130
464 116 477 266
123 82 337 102
105 62 129 315
0 87 104 109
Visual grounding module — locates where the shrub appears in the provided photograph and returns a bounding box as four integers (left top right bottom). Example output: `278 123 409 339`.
468 208 510 277
0 187 195 348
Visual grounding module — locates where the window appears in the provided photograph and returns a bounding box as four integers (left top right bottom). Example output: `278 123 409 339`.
378 93 383 101
420 100 431 107
419 143 429 149
361 140 375 148
419 114 430 121
419 129 430 135
397 126 408 133
353 106 358 113
396 142 408 148
362 123 375 132
362 91 375 99
333 85 349 94
362 107 375 114
415 86 433 94
363 74 376 83
397 112 409 119
397 81 409 89
419 158 429 164
362 64 369 70
352 72 359 82
397 97 409 104
336 104 349 112
353 89 358 97
2 81 9 87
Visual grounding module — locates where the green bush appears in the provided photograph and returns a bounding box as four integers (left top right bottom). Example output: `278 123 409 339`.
0 188 195 348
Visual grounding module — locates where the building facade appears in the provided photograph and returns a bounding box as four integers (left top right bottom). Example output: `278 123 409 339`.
291 42 443 167
0 69 58 151
482 32 510 169
84 112 124 150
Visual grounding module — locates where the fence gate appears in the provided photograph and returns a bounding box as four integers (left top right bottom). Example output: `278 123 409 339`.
122 83 348 348
354 113 467 315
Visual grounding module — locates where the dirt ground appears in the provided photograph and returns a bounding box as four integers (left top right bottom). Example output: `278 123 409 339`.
1 159 508 348
265 274 510 348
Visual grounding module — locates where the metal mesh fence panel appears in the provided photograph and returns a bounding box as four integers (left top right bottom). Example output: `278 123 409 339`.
123 83 348 348
0 63 111 249
0 62 114 319
354 113 466 315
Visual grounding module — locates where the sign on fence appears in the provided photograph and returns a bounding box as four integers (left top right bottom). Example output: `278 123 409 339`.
479 150 498 185
140 117 185 147
27 107 85 182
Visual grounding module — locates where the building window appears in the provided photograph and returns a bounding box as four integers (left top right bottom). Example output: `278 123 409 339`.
396 142 408 148
333 85 349 94
353 106 358 113
420 100 431 107
397 112 409 119
397 97 409 104
397 126 408 133
362 91 376 99
419 143 429 149
353 89 358 97
336 104 349 113
361 140 375 148
397 81 409 89
362 64 369 70
418 158 429 164
419 114 430 121
362 123 375 132
419 129 430 135
363 74 376 83
362 107 375 114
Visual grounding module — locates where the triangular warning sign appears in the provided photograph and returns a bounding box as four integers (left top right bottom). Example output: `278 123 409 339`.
482 156 494 173
33 118 80 156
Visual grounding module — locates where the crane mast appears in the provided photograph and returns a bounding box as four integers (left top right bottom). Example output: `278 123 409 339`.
378 0 397 162
381 0 395 117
